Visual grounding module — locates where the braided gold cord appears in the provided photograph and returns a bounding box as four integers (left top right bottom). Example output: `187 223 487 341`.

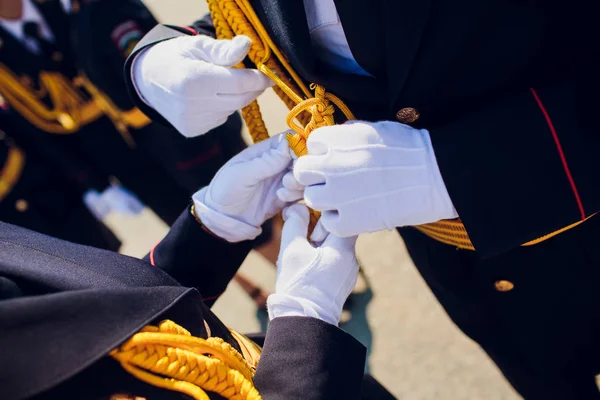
0 65 104 133
208 0 357 230
110 320 262 400
208 0 269 144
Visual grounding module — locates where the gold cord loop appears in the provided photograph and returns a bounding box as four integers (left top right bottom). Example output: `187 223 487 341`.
110 320 262 400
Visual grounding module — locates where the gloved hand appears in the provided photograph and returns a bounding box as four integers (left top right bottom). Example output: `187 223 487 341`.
267 204 359 326
193 133 292 242
83 190 111 220
290 121 458 237
101 185 145 216
132 34 273 137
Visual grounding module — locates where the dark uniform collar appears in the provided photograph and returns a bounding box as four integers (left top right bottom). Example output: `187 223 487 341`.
250 0 388 115
251 0 433 114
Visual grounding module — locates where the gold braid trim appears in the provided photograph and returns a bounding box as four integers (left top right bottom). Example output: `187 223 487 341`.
0 64 103 134
110 320 262 400
0 145 25 201
0 64 151 147
208 0 355 230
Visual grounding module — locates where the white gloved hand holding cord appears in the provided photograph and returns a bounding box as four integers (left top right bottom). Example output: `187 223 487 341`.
286 120 458 237
267 204 359 326
193 133 292 243
132 34 273 137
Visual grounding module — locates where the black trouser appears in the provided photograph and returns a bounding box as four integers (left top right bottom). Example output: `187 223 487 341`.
400 217 600 400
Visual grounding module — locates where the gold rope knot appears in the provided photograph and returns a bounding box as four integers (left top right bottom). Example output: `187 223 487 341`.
110 320 262 400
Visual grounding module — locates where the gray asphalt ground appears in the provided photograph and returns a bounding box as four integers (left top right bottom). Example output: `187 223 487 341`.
106 1 521 398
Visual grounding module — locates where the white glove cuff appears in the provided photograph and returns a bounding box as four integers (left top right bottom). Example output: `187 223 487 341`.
267 293 340 326
192 187 262 243
130 48 153 107
422 129 459 219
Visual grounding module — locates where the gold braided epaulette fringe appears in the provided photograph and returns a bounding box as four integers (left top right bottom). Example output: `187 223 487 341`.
206 0 595 250
111 320 262 400
0 145 25 201
0 64 150 148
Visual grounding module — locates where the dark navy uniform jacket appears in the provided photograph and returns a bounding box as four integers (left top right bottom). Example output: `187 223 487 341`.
0 207 366 400
0 97 120 251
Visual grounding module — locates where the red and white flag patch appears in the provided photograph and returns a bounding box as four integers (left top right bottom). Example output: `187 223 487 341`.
111 20 143 57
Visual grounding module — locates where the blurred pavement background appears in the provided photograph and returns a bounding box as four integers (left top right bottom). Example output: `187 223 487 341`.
105 1 520 398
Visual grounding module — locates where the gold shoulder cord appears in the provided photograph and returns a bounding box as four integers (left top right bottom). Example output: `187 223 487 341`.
0 145 25 201
0 64 103 134
110 320 262 400
207 0 355 230
0 64 151 147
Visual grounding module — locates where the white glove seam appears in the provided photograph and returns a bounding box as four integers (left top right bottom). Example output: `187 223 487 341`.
300 165 427 178
313 144 428 153
310 184 431 209
279 251 322 293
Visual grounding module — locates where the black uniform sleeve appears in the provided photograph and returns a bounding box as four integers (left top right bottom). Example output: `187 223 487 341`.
76 0 160 110
254 317 367 400
144 206 253 305
123 15 215 125
431 73 600 257
3 118 110 192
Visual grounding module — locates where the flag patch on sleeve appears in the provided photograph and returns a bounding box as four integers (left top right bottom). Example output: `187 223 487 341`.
111 20 143 57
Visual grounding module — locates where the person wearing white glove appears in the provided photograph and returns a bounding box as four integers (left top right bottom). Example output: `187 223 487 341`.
192 133 291 242
82 189 111 220
286 121 459 237
100 185 145 216
267 204 359 326
132 34 273 137
83 185 145 219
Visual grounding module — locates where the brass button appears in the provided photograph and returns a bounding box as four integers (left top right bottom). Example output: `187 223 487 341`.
15 199 29 212
57 113 76 130
52 51 63 62
396 107 420 124
494 280 514 292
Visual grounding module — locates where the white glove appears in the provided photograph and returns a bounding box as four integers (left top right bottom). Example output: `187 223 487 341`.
100 185 145 216
267 204 359 326
83 190 111 220
290 121 458 237
193 134 292 242
132 34 273 137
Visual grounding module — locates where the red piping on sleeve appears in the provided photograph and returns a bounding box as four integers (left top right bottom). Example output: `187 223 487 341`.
176 143 221 171
530 88 585 220
182 26 198 35
149 241 160 267
202 293 223 302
